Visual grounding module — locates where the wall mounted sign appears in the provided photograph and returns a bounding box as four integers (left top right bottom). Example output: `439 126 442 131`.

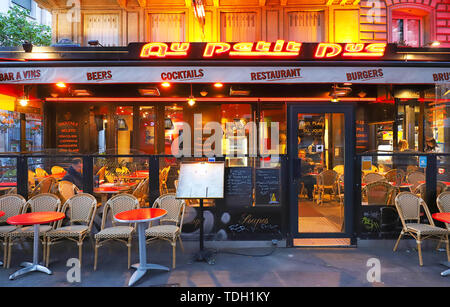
0 66 449 85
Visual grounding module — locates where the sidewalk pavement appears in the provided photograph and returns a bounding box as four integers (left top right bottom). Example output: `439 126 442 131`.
0 237 449 287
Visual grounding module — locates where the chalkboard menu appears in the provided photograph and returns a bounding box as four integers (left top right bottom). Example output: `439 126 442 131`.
255 168 280 205
56 111 80 153
224 167 253 208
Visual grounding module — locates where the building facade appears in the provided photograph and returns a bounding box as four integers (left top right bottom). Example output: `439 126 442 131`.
34 0 450 47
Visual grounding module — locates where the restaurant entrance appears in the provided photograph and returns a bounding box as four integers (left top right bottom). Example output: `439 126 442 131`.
288 104 356 246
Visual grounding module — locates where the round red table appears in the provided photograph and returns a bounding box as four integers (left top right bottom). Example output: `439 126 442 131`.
7 211 65 280
432 213 450 277
0 211 4 217
114 208 168 286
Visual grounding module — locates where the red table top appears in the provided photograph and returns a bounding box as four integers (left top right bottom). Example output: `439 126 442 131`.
0 211 4 218
432 213 450 224
0 182 17 187
114 208 167 223
7 211 65 226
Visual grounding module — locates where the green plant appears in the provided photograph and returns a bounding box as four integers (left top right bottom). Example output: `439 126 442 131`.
0 6 52 47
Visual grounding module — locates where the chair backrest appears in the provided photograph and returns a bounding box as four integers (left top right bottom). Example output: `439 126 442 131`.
362 172 386 184
35 167 48 178
406 171 425 191
58 180 79 205
51 166 65 175
96 166 106 182
152 193 186 228
332 165 344 175
61 193 97 228
318 169 338 186
102 193 139 228
394 192 434 227
132 177 149 199
29 176 57 198
384 169 405 184
0 194 26 223
159 166 170 183
365 181 394 205
437 191 450 229
25 193 61 213
415 182 447 200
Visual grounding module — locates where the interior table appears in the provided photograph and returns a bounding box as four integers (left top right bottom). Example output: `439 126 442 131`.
432 212 450 277
114 208 169 286
7 211 65 280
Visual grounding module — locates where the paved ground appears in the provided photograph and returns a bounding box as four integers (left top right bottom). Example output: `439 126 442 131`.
0 237 449 287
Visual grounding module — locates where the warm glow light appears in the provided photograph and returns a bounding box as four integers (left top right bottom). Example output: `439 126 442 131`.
56 82 66 88
187 97 196 106
161 82 171 88
214 83 223 88
431 41 441 47
19 99 28 106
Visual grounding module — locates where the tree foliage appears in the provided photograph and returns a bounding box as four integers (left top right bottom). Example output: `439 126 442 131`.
0 5 51 47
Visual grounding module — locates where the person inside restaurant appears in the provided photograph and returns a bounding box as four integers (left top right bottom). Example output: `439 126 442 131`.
62 158 83 190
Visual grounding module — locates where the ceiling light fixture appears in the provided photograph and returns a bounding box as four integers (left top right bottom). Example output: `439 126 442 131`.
161 82 171 88
187 84 196 106
56 82 67 88
214 82 223 88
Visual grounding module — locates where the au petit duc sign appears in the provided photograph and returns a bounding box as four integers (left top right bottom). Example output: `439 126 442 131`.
179 291 270 304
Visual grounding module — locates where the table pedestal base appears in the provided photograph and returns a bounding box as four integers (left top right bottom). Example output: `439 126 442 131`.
128 223 169 286
9 224 52 280
440 261 450 277
192 249 216 265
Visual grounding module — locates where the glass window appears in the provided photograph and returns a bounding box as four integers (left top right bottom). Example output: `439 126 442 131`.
165 105 183 155
115 106 133 156
0 110 20 152
138 106 156 154
25 113 43 152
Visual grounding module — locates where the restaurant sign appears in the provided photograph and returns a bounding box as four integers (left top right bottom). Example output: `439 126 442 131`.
0 66 449 84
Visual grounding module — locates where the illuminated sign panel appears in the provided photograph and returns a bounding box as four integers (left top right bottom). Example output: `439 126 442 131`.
138 42 387 60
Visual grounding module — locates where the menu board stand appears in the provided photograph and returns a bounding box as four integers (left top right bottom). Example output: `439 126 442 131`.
176 162 224 264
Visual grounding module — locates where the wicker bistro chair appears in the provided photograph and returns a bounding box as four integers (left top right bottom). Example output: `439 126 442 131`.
51 166 65 175
406 171 426 193
145 194 186 269
314 169 338 205
6 193 61 268
93 193 139 271
45 193 97 267
159 166 171 195
384 169 406 185
393 192 450 266
0 194 26 268
436 192 450 250
57 180 80 206
29 176 57 198
362 172 387 185
414 181 447 200
363 181 396 205
132 177 149 207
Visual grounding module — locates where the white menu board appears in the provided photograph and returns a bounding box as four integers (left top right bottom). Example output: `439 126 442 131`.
176 162 225 199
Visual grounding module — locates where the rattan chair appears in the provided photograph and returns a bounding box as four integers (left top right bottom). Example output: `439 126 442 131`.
132 177 149 207
159 166 170 195
393 192 450 266
0 194 26 268
363 181 395 205
93 193 139 270
314 169 338 205
45 193 97 267
362 172 387 184
51 166 65 175
406 171 426 193
436 192 450 250
145 193 186 269
414 181 447 200
35 168 49 183
332 165 344 176
28 170 36 190
29 176 57 198
6 193 61 268
57 180 80 205
384 169 406 185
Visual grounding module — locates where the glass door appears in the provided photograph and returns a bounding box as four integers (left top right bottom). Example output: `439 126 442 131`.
288 105 355 245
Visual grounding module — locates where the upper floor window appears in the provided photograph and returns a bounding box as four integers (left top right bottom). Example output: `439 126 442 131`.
12 0 31 11
390 6 433 47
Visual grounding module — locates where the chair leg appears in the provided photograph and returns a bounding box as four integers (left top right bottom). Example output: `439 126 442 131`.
78 240 83 267
3 239 8 268
7 239 13 268
437 239 442 251
94 240 99 271
417 237 423 266
127 237 131 269
178 236 184 253
393 231 404 252
172 241 176 269
46 239 51 267
445 235 450 262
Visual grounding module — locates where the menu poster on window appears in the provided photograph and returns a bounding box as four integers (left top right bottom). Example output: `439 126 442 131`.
56 111 80 153
255 168 281 205
356 120 369 152
224 167 253 208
